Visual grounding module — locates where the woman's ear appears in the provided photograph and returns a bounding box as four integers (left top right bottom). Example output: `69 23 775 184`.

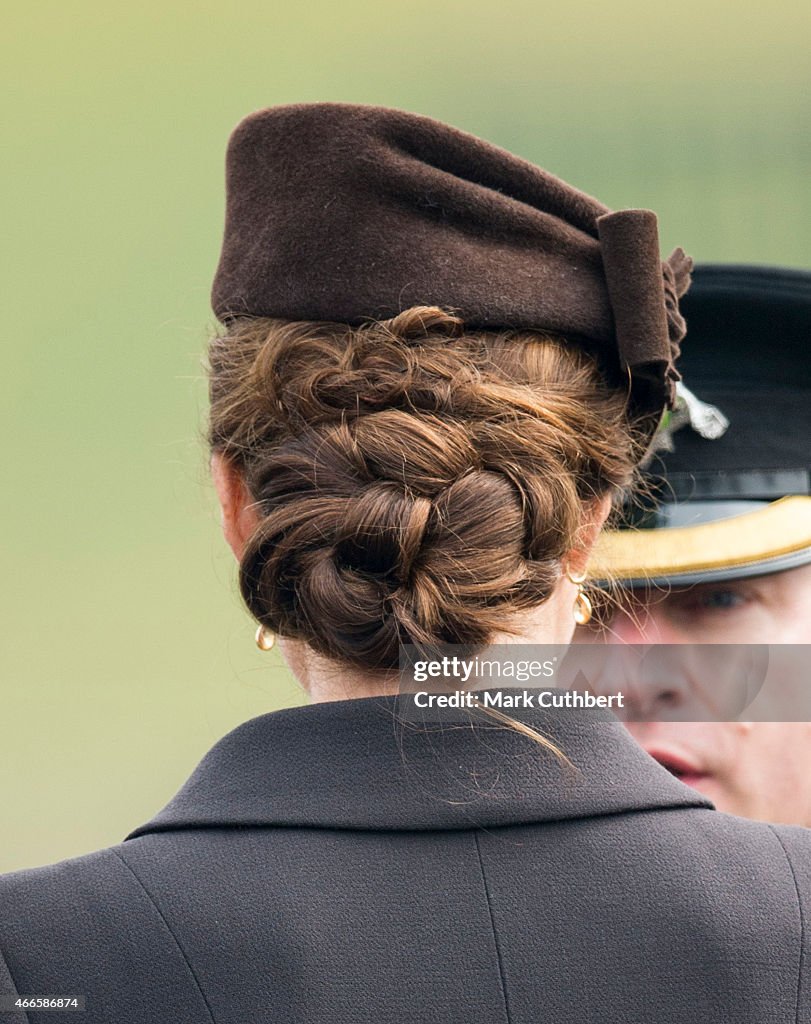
567 492 613 577
210 451 261 560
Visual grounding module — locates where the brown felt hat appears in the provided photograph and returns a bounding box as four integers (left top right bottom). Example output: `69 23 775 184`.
211 102 692 413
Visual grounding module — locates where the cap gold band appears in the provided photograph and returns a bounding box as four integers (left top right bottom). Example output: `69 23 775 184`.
590 495 811 581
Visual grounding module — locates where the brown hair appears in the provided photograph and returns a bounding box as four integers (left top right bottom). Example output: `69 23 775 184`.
207 306 646 673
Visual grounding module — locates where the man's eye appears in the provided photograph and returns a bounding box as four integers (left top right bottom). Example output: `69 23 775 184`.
694 589 747 611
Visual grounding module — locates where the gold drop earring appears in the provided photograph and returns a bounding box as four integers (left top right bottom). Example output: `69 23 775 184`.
255 624 276 651
565 567 593 626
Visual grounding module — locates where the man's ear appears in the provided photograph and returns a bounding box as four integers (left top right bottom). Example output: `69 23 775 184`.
210 451 261 560
566 492 613 577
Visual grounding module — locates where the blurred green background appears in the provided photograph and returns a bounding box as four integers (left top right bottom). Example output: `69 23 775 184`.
2 0 808 872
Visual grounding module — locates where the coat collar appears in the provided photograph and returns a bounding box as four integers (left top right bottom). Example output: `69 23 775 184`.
126 691 711 839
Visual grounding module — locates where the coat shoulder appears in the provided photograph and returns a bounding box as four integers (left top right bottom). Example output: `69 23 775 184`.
670 810 811 1023
766 822 811 1021
0 843 215 1023
654 805 811 901
0 845 140 942
767 820 811 877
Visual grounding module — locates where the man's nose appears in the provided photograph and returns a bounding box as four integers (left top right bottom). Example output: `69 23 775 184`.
620 655 694 720
588 606 695 719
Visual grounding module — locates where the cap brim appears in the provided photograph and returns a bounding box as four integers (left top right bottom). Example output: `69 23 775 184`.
590 496 811 586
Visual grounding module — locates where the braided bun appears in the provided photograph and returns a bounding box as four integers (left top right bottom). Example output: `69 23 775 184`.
207 307 644 670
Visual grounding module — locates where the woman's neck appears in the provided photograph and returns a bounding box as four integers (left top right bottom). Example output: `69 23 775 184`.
279 575 579 704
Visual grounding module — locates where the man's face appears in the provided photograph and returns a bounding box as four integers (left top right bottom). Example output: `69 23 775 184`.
577 562 811 826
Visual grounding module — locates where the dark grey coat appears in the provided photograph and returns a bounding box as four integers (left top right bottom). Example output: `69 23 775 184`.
1 694 809 1023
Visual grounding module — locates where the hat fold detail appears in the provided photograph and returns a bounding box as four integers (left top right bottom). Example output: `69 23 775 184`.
597 209 690 408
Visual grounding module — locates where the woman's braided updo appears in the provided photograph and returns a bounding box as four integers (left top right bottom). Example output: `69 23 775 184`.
207 306 645 671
